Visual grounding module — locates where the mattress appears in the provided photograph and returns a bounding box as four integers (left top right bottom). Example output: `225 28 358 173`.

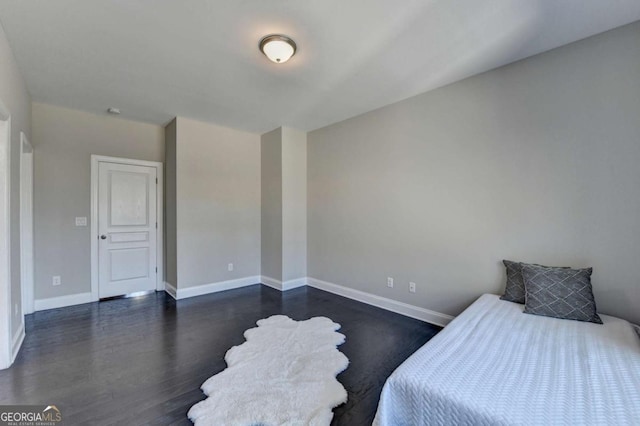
373 294 640 426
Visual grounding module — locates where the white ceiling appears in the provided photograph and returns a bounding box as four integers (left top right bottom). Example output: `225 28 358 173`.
0 1 639 133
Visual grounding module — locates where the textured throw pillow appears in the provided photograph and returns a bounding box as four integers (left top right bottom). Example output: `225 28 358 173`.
500 260 568 304
501 260 527 303
522 264 602 324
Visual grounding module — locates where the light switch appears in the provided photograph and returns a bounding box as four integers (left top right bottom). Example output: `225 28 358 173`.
75 217 87 227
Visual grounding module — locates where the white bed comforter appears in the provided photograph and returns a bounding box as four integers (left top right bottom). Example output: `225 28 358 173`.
374 294 640 426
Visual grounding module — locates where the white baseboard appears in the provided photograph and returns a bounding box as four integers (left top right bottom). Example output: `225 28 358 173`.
171 276 261 300
307 277 454 327
11 321 25 362
283 277 307 290
260 276 282 290
260 276 307 291
164 282 177 300
34 292 94 311
167 275 305 299
162 275 453 328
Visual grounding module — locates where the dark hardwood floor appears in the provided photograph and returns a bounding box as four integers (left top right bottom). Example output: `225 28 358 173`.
0 285 440 425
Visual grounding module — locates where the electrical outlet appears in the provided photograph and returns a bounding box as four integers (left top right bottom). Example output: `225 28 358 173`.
228 263 234 272
409 282 416 293
52 276 61 286
387 277 394 288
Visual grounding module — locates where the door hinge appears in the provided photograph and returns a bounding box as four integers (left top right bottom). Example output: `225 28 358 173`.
156 222 158 229
156 178 158 184
155 267 158 273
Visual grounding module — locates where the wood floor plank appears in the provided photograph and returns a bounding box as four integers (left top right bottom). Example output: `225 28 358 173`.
0 285 440 425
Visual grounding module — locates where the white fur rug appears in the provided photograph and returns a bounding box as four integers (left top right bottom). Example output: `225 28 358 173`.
188 315 349 426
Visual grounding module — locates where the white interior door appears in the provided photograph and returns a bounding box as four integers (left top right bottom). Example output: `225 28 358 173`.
98 161 157 298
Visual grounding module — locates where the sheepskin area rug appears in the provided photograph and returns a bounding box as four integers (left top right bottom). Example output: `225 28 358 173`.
188 315 349 425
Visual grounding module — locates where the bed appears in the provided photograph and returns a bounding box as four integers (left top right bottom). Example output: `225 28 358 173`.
373 294 640 425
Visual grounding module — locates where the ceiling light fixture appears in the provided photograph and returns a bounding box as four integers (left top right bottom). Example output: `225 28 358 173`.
107 107 121 115
259 34 297 64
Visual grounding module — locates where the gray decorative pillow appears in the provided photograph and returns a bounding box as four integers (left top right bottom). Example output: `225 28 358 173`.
500 260 568 304
522 264 602 324
500 260 526 303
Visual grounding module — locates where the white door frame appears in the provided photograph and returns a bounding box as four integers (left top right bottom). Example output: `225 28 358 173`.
20 132 34 315
90 155 164 301
0 99 12 369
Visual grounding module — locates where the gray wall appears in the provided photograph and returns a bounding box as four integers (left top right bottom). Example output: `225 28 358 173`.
281 127 307 282
0 22 31 338
260 128 282 281
308 21 640 324
164 119 177 286
174 117 261 288
32 103 164 299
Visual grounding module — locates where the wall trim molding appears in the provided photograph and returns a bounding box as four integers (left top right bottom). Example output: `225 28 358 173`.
33 278 453 327
170 276 261 300
164 282 177 300
307 277 454 327
34 292 94 311
282 277 307 290
260 276 307 291
20 132 34 315
11 321 24 363
260 276 282 290
0 111 12 369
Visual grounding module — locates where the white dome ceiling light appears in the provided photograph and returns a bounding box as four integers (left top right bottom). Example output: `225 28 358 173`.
259 34 297 64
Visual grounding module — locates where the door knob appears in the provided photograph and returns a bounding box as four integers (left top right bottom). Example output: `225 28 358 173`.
100 235 107 240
